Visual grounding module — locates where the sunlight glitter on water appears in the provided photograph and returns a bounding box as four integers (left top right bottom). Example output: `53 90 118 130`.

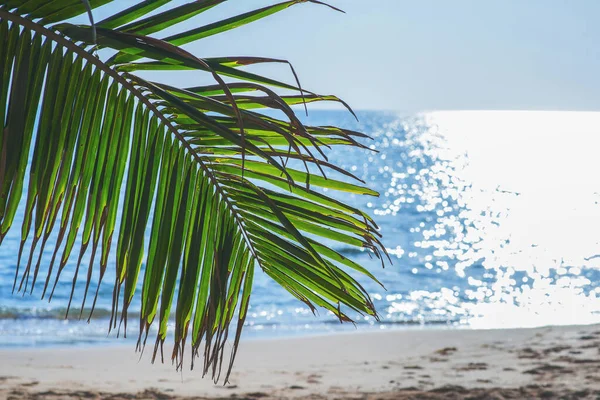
370 111 600 328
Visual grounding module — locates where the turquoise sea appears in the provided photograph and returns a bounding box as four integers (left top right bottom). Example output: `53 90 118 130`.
2 110 600 347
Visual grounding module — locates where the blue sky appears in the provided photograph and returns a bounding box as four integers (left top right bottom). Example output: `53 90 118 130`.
97 0 600 112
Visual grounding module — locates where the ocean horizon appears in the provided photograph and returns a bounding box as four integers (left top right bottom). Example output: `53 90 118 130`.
2 109 600 348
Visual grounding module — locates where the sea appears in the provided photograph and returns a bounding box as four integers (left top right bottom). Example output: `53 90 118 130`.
2 110 600 347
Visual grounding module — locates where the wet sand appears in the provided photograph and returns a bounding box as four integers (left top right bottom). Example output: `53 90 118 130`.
2 324 600 399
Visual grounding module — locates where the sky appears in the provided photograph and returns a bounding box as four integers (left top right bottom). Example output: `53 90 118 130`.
96 0 600 112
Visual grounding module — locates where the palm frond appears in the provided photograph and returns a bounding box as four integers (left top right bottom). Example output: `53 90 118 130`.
0 0 386 383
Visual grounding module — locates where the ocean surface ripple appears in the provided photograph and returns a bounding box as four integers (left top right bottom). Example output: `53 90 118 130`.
2 110 600 347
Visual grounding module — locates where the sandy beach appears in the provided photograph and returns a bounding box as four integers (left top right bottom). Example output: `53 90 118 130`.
2 324 600 399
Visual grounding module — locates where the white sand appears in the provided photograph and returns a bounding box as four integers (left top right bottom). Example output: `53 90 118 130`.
2 324 600 399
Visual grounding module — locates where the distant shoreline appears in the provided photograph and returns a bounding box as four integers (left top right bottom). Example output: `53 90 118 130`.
3 323 600 399
0 322 461 351
3 319 595 350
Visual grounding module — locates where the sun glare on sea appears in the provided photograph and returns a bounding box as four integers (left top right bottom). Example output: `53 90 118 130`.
412 111 600 328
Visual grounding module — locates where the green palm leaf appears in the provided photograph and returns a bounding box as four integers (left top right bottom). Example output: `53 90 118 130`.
0 1 386 383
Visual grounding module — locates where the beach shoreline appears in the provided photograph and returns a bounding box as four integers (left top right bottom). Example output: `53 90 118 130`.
2 323 600 399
